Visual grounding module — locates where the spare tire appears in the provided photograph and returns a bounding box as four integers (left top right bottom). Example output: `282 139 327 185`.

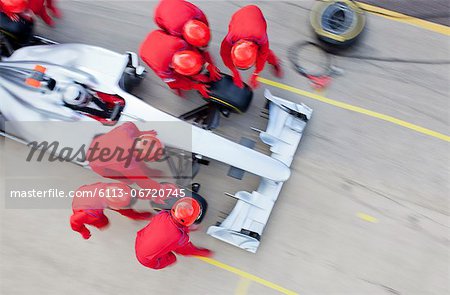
310 0 366 48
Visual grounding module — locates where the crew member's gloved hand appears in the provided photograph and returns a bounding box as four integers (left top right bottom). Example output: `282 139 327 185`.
174 88 184 98
207 64 222 82
81 230 91 240
5 12 20 22
47 0 62 18
272 62 283 78
193 74 211 84
29 0 62 27
249 73 260 89
232 73 244 89
133 212 153 220
193 83 211 98
112 208 153 220
190 248 213 257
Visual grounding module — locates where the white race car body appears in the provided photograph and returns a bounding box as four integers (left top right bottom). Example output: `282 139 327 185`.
0 43 312 252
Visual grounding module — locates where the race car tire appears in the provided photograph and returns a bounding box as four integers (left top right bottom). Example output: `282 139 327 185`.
0 12 34 49
190 191 208 224
208 74 253 114
310 0 366 48
120 67 145 93
0 112 5 132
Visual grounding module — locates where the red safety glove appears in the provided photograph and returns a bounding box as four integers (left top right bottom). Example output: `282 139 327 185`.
5 12 20 21
174 88 184 98
112 208 153 220
249 73 260 89
188 247 213 257
192 74 211 84
174 242 214 257
132 212 153 220
207 64 222 82
272 63 283 78
82 231 92 240
47 0 62 18
193 83 210 98
232 72 244 89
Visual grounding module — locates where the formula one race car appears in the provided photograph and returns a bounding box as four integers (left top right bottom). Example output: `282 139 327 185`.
0 17 312 253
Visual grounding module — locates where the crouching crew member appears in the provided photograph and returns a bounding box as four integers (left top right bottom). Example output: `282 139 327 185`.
70 182 152 240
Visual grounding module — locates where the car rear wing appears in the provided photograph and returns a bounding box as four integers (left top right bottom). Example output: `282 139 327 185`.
207 89 313 253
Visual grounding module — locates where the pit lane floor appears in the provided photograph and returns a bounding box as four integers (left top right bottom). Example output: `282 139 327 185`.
1 1 449 295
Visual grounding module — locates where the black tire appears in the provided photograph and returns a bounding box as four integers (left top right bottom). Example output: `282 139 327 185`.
190 191 208 224
310 0 366 48
0 111 5 132
0 13 34 49
119 67 144 93
208 74 253 113
150 196 178 212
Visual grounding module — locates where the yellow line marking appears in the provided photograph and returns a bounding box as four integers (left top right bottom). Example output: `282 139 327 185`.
357 213 378 223
355 2 450 36
210 95 242 113
235 277 252 295
197 257 299 295
258 77 450 142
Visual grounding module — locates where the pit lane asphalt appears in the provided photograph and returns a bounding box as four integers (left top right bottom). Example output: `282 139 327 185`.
1 1 449 295
360 0 450 26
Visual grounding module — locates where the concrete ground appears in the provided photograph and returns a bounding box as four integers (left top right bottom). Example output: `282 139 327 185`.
360 0 450 26
1 1 449 295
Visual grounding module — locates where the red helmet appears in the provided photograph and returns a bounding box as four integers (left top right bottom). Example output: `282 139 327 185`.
231 40 258 70
170 197 201 227
1 0 28 13
172 50 204 76
134 133 164 162
103 183 132 209
182 19 211 47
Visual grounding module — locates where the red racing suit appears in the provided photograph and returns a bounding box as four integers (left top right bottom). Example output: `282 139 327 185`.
70 182 152 239
28 0 61 27
139 30 211 97
135 211 211 269
88 122 178 204
155 0 208 37
154 0 219 78
220 5 281 88
88 122 163 189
